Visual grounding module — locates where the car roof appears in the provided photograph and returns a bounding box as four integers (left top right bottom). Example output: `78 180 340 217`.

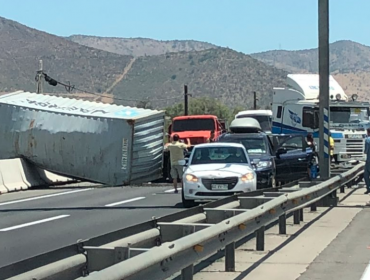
193 142 246 149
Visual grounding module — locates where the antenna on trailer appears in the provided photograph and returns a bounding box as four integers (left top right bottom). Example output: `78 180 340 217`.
35 60 44 94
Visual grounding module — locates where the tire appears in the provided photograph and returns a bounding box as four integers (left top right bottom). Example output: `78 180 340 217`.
182 188 196 208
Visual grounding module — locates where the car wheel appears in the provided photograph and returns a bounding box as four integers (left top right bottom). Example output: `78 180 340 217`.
182 188 196 208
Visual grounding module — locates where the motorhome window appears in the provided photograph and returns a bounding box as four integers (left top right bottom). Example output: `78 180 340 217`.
172 119 215 132
330 107 370 124
302 107 319 129
220 137 267 154
236 115 271 131
276 106 282 118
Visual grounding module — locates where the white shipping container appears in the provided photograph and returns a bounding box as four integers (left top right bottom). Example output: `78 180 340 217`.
0 91 165 185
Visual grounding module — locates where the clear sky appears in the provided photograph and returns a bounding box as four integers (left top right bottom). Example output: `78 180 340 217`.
1 0 369 54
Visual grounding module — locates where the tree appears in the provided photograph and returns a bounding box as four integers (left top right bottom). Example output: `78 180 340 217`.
164 97 241 124
136 99 152 109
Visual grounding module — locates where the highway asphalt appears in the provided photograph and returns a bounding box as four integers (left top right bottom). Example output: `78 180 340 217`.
297 207 370 280
0 185 183 267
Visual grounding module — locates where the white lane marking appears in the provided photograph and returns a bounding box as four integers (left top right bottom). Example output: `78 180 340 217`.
164 188 182 193
360 261 370 280
105 197 146 207
0 215 70 232
0 189 93 206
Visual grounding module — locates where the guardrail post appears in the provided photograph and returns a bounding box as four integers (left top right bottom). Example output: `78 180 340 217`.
279 214 286 234
225 242 235 272
181 264 194 280
310 202 317 211
256 226 265 251
293 210 300 224
321 190 338 207
299 209 304 222
340 184 345 193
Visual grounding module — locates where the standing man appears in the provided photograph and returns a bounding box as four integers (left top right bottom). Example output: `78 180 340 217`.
329 132 335 163
207 130 215 143
364 128 370 194
165 134 191 193
306 133 318 180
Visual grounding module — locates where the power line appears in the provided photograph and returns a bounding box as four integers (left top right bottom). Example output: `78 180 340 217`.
38 72 183 102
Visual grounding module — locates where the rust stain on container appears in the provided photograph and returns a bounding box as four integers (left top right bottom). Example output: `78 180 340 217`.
14 134 20 155
29 120 35 129
127 119 135 125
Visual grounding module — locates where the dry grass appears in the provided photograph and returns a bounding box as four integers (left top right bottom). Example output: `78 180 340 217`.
333 72 370 102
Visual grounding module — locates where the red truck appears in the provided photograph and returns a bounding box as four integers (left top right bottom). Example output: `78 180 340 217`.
160 114 227 182
167 115 227 147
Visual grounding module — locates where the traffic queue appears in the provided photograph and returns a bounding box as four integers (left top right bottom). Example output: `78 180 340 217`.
165 115 315 208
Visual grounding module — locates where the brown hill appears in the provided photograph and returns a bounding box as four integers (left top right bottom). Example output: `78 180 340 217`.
0 16 133 94
67 35 217 57
110 48 287 108
0 17 287 109
251 40 370 100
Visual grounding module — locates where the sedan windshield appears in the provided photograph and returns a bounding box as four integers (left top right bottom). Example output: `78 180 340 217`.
190 146 248 165
220 137 267 154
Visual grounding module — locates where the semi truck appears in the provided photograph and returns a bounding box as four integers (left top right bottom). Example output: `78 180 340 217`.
271 74 370 164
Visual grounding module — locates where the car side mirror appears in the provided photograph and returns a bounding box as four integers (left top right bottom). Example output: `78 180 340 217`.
276 147 287 157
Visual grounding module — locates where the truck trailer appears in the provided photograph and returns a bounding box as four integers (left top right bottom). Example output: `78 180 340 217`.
0 91 166 185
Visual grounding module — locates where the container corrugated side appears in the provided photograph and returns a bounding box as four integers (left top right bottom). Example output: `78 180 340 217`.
129 115 165 184
0 100 165 185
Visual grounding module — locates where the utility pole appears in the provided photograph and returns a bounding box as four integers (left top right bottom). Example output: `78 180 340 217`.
318 0 330 179
184 85 189 116
36 60 44 94
253 91 258 110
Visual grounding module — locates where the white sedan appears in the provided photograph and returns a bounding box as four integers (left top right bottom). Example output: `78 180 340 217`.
182 142 257 208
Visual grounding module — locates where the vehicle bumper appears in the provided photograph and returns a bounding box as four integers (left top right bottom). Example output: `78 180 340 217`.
255 168 274 189
337 152 365 162
183 179 257 201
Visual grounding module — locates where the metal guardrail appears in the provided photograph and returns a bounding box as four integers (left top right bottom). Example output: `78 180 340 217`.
1 162 364 280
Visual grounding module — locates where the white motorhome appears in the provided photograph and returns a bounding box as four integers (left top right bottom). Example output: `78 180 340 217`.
235 110 272 133
271 74 370 163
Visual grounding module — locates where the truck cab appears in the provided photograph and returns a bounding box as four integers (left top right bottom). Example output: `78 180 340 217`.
216 118 310 188
168 115 227 149
272 74 370 164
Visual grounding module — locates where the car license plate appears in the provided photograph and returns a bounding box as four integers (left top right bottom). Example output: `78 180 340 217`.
211 184 228 190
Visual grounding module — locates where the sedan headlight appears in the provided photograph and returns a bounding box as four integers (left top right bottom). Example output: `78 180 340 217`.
256 161 273 168
185 174 198 182
241 173 254 182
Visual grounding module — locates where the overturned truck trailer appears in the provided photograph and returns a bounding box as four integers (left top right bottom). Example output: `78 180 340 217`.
0 91 165 185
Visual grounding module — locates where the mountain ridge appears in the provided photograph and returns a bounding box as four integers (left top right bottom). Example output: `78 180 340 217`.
67 35 218 57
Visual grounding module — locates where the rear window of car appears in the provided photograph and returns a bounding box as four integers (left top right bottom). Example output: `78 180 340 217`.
218 136 268 154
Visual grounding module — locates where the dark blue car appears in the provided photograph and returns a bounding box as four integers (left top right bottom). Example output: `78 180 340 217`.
216 132 311 188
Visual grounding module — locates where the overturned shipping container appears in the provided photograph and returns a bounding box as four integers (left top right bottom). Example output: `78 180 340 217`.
0 91 165 185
